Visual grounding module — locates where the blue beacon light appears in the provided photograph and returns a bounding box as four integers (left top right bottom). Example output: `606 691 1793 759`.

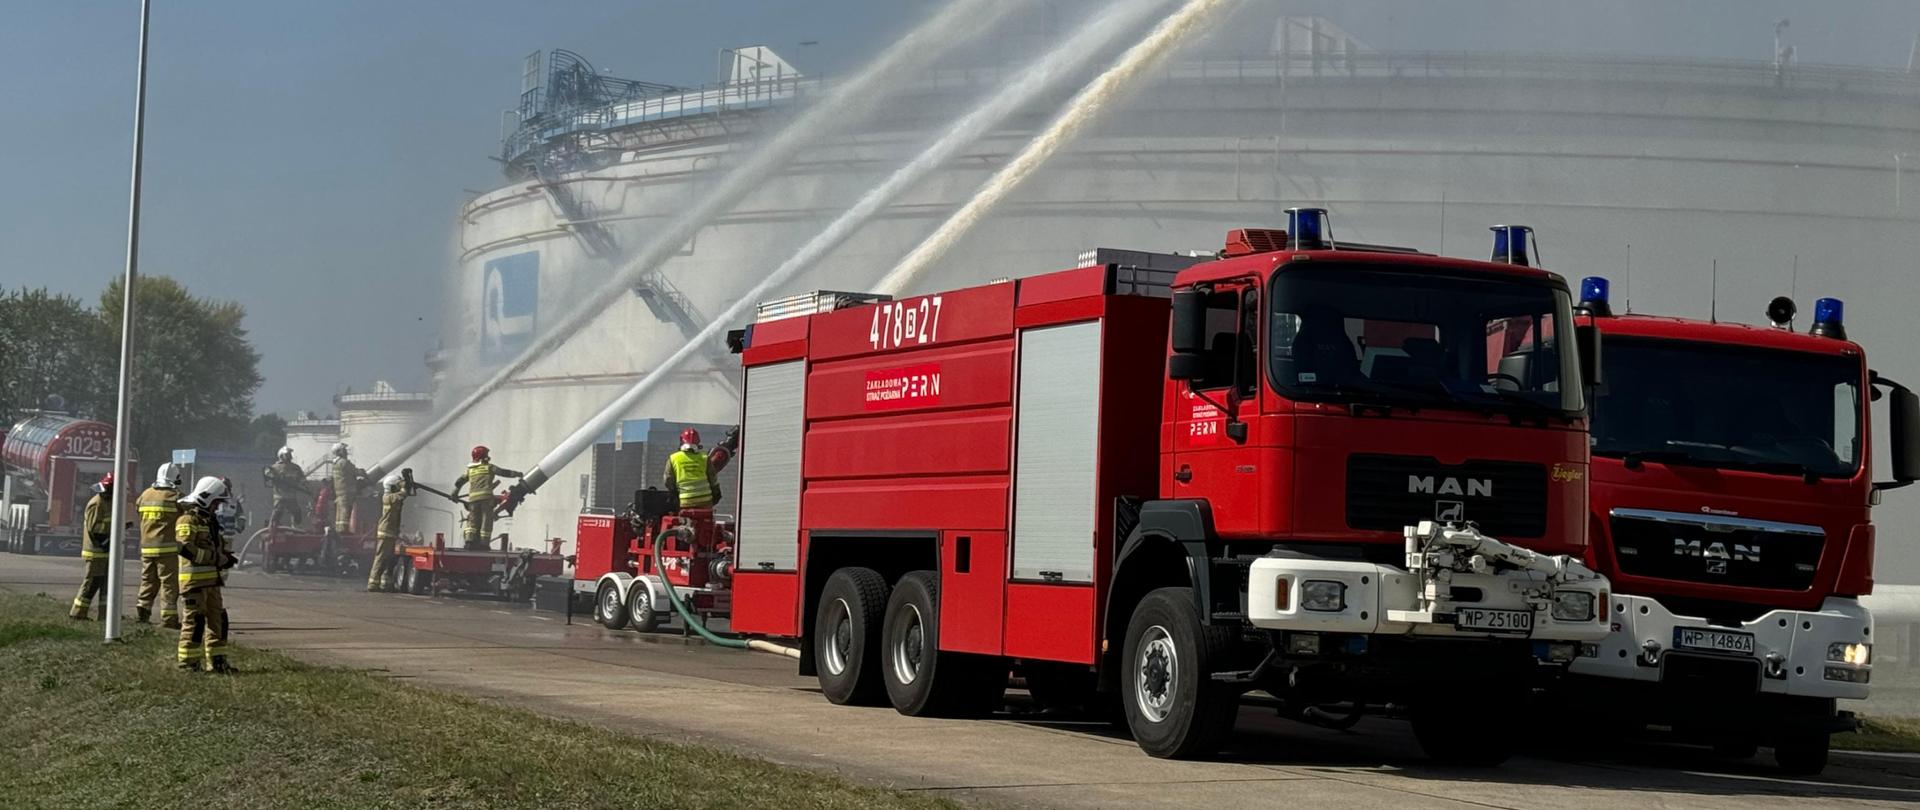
1490 225 1535 267
1811 297 1846 340
1578 276 1612 317
1285 207 1332 250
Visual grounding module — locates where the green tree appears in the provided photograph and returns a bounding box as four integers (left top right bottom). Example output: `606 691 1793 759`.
99 277 264 467
0 288 114 426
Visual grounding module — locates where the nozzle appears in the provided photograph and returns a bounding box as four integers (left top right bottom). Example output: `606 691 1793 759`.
497 481 532 517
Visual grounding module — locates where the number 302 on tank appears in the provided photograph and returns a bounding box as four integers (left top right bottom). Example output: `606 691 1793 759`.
869 295 943 351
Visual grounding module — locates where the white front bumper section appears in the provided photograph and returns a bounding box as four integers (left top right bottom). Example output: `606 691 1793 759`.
1569 594 1872 700
1246 556 1611 642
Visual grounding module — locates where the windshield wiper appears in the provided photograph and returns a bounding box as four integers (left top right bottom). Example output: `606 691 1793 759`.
1608 442 1831 481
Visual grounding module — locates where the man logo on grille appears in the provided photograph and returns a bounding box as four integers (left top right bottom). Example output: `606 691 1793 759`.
1407 475 1493 497
1672 538 1760 575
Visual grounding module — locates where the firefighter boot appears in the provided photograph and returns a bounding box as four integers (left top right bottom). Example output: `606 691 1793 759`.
137 606 152 624
209 656 238 675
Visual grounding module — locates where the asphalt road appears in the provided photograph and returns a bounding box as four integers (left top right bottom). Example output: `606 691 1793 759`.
7 552 1920 809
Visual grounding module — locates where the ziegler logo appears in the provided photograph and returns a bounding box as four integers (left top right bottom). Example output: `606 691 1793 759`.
1407 475 1494 498
1673 538 1760 575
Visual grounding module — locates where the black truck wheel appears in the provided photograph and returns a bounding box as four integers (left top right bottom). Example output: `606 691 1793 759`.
1121 587 1239 759
627 581 663 633
881 571 1004 717
815 567 889 706
595 581 629 630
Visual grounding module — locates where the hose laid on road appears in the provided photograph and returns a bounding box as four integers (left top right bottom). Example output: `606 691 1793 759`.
651 526 799 658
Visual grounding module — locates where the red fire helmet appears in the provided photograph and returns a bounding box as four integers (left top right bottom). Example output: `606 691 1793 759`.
680 428 701 446
471 445 489 462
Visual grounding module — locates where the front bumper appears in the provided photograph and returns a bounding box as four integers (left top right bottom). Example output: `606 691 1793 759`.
1246 556 1611 643
1569 594 1872 700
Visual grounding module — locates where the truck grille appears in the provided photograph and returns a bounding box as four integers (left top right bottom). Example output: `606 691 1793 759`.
1609 509 1823 591
1345 454 1547 538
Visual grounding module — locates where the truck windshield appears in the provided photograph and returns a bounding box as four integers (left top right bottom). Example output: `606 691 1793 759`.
1591 337 1861 478
1267 264 1581 415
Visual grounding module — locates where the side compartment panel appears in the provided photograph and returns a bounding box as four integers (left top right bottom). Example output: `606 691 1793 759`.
738 360 806 572
1003 583 1096 664
731 571 799 636
939 530 1005 655
1011 321 1102 582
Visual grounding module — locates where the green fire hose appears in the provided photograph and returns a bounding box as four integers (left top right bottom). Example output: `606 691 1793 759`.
651 525 797 658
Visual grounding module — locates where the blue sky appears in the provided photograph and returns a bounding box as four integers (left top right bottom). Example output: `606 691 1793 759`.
4 0 1919 415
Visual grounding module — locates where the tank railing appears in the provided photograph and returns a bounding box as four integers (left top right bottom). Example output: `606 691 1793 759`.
502 49 1920 171
503 73 817 166
333 391 434 405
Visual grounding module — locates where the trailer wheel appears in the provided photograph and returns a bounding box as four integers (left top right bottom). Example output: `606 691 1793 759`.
627 581 662 633
1122 587 1239 759
411 569 434 596
595 581 629 629
815 567 889 706
880 572 1004 717
1410 687 1521 766
1773 731 1830 775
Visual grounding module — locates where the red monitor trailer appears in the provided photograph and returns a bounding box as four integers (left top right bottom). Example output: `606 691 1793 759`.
729 217 1612 762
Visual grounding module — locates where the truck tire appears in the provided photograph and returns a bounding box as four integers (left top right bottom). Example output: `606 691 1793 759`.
627 581 663 633
816 567 889 706
1122 587 1239 759
1410 687 1521 766
881 571 1003 717
1774 732 1830 775
595 581 629 630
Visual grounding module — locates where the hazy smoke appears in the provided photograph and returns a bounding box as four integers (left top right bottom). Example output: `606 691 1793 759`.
371 0 1024 478
517 0 1178 488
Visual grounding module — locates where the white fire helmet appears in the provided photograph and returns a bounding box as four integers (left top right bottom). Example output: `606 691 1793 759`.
331 442 349 458
277 446 294 462
155 462 186 489
180 476 231 509
381 472 403 493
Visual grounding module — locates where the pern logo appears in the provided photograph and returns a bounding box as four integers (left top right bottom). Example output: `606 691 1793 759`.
1672 538 1761 564
1407 475 1493 498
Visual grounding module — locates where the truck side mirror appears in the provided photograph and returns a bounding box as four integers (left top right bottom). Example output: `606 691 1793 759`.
1877 374 1920 491
1574 324 1602 391
1168 290 1208 381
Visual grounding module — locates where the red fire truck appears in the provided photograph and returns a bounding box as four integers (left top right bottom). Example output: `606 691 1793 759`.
1565 278 1919 774
2 414 134 556
726 211 1611 761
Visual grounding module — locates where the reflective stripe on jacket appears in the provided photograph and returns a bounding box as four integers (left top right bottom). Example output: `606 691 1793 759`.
82 494 112 558
175 508 226 591
463 462 520 503
666 450 713 507
137 486 181 554
377 491 407 538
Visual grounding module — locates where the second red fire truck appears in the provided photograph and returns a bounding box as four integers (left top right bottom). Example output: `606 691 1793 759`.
725 210 1612 761
1565 278 1919 774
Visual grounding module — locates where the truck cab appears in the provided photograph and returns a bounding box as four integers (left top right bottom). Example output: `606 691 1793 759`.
1567 280 1920 773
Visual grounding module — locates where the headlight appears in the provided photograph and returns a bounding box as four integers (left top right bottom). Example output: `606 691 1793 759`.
1550 591 1595 622
1300 580 1346 612
1827 642 1872 666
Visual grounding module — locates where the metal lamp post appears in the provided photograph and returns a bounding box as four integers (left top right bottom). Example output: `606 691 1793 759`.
104 0 153 641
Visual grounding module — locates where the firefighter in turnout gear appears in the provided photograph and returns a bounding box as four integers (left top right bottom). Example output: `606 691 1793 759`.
176 476 238 673
69 474 116 620
366 473 409 592
451 445 520 550
263 446 310 528
135 463 186 628
663 428 721 510
328 442 366 534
